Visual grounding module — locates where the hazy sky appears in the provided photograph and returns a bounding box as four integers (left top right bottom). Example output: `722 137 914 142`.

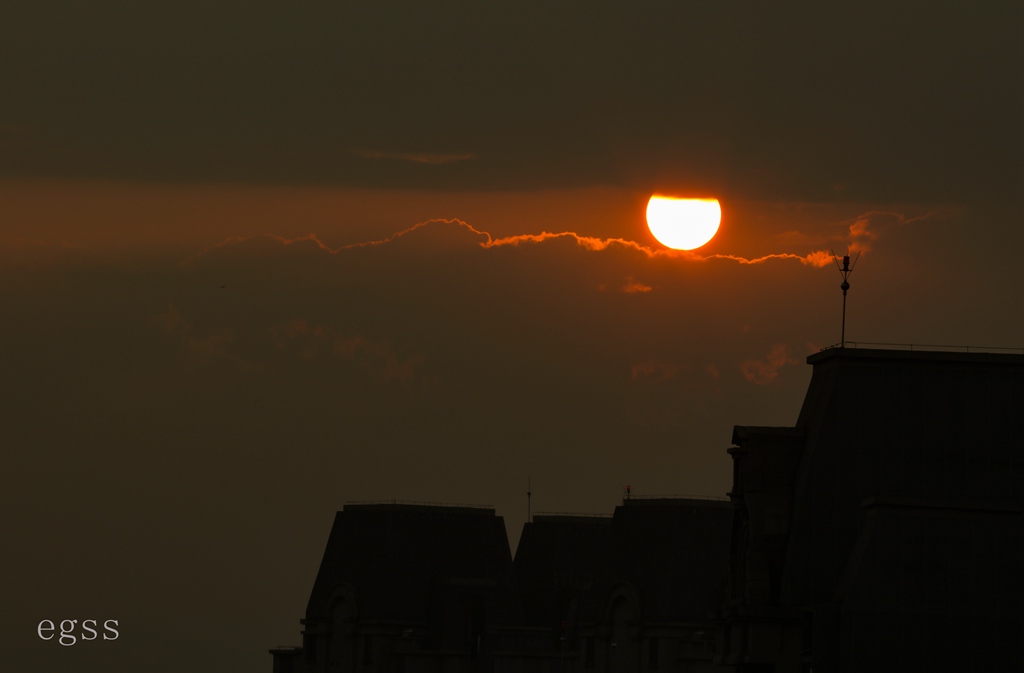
1 3 1021 671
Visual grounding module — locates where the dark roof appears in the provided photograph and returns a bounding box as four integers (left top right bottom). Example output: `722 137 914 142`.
807 346 1024 366
305 503 522 625
514 515 613 627
585 498 733 623
783 347 1024 606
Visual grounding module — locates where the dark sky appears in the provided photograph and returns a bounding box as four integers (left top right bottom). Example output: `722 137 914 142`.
2 2 1020 200
1 3 1021 671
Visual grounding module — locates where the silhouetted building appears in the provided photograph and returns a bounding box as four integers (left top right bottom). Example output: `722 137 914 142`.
274 499 733 673
514 514 611 631
271 504 525 673
717 348 1024 671
515 500 732 673
273 347 1023 673
577 498 732 673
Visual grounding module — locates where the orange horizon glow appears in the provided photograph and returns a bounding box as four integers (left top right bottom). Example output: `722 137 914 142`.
646 196 721 250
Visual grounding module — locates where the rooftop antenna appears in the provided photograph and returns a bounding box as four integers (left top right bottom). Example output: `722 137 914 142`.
831 250 860 347
625 485 631 501
527 475 532 524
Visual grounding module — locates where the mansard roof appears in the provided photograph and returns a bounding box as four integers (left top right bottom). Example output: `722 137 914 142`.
305 503 522 625
514 514 612 627
586 497 733 624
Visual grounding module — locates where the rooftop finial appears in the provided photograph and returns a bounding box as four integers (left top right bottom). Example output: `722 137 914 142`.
527 475 532 523
831 250 860 347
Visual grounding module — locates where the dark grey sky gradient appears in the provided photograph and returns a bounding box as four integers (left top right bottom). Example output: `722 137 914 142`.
1 2 1019 201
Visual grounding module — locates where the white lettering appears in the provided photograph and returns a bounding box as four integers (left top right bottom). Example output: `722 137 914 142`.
59 620 77 646
81 619 98 640
103 619 119 640
37 620 55 640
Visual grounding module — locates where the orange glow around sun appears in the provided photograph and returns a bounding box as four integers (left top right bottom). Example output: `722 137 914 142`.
646 196 721 250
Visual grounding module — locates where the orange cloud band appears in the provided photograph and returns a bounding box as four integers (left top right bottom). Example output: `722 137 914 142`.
194 218 836 268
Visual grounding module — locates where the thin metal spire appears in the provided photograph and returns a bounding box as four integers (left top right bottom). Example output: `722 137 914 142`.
527 475 532 523
831 250 860 347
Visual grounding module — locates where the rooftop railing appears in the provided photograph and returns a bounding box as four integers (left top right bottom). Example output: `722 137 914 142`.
819 341 1024 354
345 500 494 510
627 494 730 502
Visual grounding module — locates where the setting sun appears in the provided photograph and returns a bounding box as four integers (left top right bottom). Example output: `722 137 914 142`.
646 196 721 250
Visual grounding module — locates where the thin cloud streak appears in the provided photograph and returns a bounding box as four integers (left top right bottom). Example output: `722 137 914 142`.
622 279 653 293
740 344 798 385
699 251 833 267
844 209 941 255
194 218 840 268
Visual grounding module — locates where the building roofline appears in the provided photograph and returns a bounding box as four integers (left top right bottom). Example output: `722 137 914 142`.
807 346 1024 366
531 513 613 522
343 502 496 515
732 426 804 443
620 497 731 508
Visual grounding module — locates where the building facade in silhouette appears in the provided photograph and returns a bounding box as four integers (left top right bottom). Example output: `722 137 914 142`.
272 498 732 673
273 347 1023 672
517 499 732 673
717 348 1023 671
270 504 526 673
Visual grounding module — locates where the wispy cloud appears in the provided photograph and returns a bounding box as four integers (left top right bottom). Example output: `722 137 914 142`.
622 278 653 293
739 344 797 385
275 319 420 383
194 218 843 269
191 232 332 263
698 251 833 267
844 209 939 254
483 230 671 257
766 205 943 263
152 304 248 370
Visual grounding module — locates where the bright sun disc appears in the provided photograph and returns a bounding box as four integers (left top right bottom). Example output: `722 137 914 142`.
646 196 721 250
